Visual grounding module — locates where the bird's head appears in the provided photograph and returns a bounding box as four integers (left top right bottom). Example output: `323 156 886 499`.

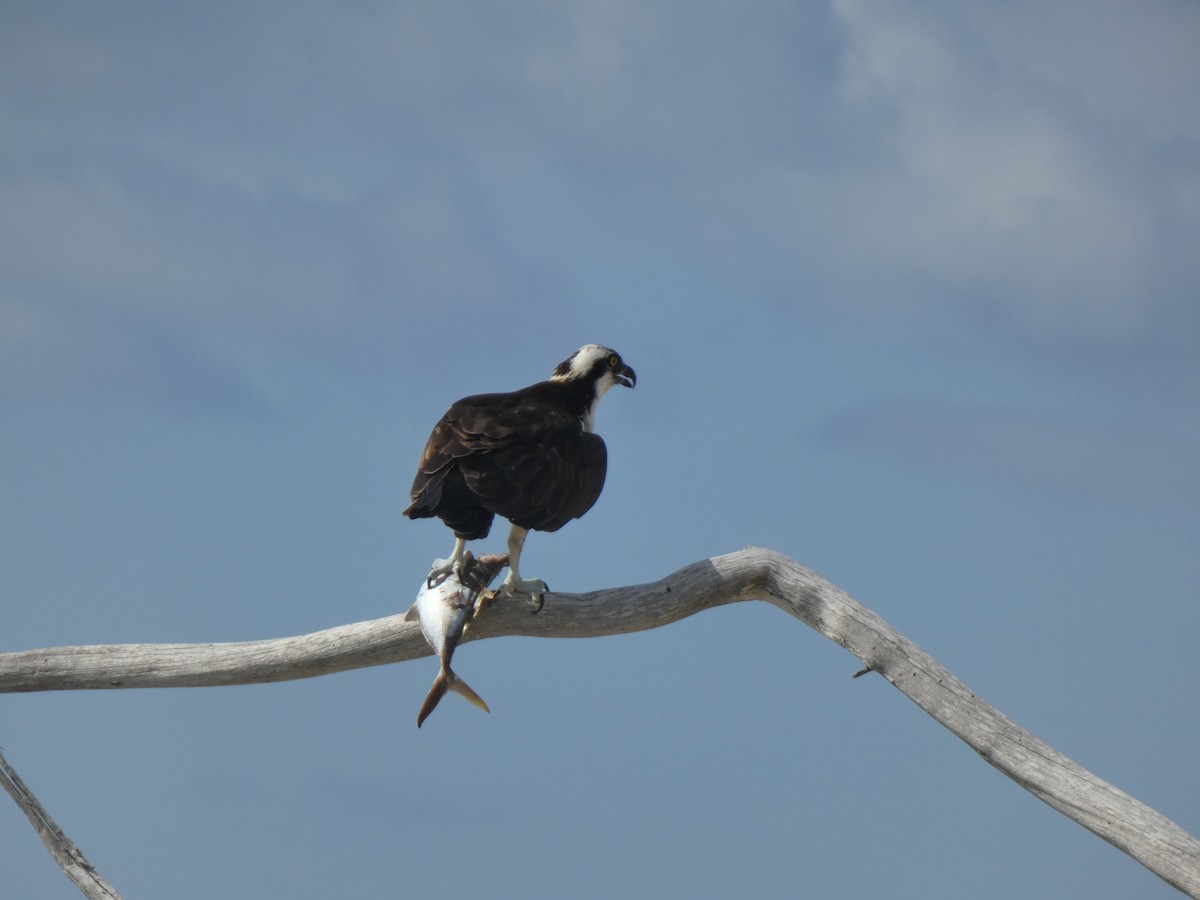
551 344 637 396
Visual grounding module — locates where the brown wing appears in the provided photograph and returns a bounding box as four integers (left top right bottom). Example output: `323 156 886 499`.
407 389 607 533
407 392 514 507
463 427 607 532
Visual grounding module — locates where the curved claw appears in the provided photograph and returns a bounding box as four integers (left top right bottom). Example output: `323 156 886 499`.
495 575 549 611
424 554 463 589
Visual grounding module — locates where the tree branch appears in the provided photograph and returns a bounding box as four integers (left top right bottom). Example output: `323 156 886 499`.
2 548 1198 895
0 746 123 899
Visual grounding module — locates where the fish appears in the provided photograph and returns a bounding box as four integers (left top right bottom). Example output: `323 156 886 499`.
404 551 507 727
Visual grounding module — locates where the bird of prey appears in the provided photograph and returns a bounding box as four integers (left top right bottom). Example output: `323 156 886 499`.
404 343 636 606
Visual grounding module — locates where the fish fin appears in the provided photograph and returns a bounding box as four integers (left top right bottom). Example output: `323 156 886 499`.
447 671 490 714
416 671 450 728
415 668 490 728
403 603 419 623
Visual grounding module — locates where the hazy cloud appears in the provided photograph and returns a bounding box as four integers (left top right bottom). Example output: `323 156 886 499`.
1 1 1197 409
772 0 1200 343
817 398 1200 506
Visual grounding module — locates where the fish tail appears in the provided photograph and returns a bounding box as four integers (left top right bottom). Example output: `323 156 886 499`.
447 670 490 714
415 667 490 728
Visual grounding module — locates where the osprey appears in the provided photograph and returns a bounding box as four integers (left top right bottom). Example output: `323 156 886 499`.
404 344 636 605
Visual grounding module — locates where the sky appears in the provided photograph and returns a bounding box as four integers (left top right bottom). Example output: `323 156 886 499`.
2 1 1198 897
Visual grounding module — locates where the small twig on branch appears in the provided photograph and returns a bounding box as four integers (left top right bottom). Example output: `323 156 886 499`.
0 745 123 899
1 548 1198 895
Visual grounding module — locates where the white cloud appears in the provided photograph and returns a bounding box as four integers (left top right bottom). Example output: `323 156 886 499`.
1 1 1196 407
776 0 1200 342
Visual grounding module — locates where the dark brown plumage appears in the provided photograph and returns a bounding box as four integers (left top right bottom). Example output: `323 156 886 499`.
403 380 608 539
403 344 635 600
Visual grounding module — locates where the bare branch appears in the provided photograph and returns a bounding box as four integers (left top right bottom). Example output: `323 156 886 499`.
2 548 1197 895
0 746 123 899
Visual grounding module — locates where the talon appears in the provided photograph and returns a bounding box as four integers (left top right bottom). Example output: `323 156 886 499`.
424 538 468 590
426 568 454 589
495 575 548 608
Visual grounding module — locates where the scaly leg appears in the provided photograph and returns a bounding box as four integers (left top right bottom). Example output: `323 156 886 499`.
496 525 548 609
426 536 467 588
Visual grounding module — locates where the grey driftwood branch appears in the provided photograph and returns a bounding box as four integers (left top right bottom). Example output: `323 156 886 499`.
0 747 123 899
2 547 1198 896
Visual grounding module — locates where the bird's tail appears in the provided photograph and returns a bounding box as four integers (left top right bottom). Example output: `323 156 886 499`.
416 666 490 728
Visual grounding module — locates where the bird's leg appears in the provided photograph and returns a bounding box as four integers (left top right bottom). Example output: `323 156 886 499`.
426 536 467 588
496 525 548 610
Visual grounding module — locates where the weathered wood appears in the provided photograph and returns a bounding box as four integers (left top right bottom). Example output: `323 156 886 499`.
2 548 1198 895
0 747 123 899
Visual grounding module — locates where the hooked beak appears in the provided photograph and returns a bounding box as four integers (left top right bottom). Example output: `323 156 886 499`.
615 363 636 389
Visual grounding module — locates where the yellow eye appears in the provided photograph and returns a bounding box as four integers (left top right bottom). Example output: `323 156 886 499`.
607 354 620 368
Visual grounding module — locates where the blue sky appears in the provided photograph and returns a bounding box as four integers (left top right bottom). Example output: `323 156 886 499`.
2 1 1198 897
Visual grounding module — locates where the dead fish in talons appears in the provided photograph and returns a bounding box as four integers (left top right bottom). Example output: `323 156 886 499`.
405 551 507 727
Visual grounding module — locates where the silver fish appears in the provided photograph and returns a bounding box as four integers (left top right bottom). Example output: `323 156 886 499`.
404 551 506 727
